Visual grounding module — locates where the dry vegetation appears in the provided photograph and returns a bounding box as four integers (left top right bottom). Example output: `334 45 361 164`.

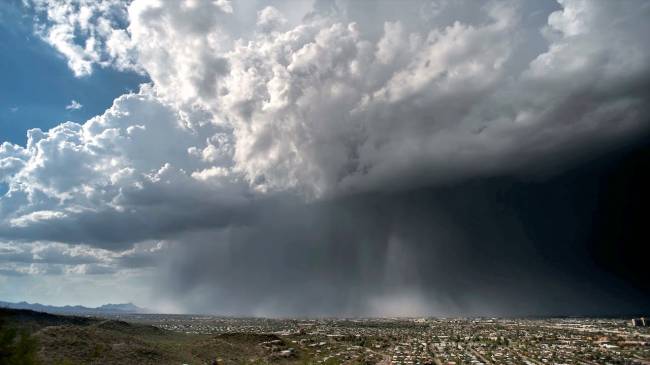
0 308 312 365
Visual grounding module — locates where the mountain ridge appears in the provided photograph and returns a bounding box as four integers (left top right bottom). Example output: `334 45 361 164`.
0 300 147 314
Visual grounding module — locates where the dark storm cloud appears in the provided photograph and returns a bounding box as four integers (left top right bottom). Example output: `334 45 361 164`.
0 186 255 250
153 138 650 316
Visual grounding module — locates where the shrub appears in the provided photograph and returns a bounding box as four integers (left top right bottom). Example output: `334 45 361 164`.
0 317 39 365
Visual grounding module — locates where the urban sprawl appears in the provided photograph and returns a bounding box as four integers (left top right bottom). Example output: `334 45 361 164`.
107 314 650 364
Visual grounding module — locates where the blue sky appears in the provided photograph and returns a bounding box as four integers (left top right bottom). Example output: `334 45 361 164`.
0 1 147 146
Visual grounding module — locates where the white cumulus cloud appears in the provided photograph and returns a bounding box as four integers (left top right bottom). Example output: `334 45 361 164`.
4 0 649 242
65 99 83 110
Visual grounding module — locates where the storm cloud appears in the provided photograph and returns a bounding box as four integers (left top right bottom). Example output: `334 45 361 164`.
1 0 649 315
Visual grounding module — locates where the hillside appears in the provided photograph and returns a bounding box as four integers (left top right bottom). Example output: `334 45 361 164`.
0 308 312 365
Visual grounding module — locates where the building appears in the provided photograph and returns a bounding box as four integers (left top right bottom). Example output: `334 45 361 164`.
631 318 648 327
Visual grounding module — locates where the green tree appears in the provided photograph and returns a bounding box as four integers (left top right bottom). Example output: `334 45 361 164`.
0 317 39 365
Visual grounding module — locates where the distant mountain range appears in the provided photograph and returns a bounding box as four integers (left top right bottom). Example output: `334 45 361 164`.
0 300 147 315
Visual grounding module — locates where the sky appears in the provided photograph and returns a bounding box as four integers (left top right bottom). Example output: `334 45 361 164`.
0 0 649 317
0 0 147 146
